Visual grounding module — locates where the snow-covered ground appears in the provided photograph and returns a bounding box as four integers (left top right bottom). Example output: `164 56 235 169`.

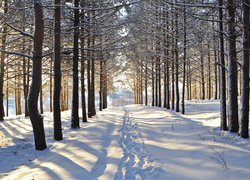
1 100 250 179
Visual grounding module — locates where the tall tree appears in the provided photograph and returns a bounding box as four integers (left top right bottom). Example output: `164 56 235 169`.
181 1 187 114
239 0 250 138
71 0 80 128
227 0 239 132
219 0 227 131
80 0 87 122
28 0 47 150
53 0 63 140
0 0 7 121
175 1 180 112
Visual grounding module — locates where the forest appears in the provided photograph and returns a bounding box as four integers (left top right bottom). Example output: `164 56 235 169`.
0 0 250 179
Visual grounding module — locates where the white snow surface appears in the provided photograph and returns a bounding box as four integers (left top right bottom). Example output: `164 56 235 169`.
1 100 250 180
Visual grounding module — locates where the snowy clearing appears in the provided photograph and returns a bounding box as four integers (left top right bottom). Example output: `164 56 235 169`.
1 100 250 179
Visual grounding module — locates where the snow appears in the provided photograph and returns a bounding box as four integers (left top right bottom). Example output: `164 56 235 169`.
1 100 250 179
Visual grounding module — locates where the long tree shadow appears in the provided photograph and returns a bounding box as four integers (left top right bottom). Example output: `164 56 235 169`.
127 105 250 179
1 107 124 179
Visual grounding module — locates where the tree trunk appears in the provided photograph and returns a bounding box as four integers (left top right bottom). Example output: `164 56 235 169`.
28 0 47 150
40 84 43 114
6 63 8 117
175 1 179 112
87 8 92 117
49 58 53 112
22 21 29 117
166 58 170 109
227 0 239 132
182 2 187 114
213 20 218 100
171 47 175 110
239 0 250 138
155 58 158 106
71 0 80 128
23 56 29 117
103 60 108 109
219 0 227 131
26 55 31 115
200 51 205 100
158 60 161 107
164 59 167 108
0 0 7 121
140 61 143 104
80 2 87 122
207 43 211 100
145 59 148 105
91 35 96 116
166 11 170 109
188 60 192 100
53 0 63 140
152 59 155 106
99 59 103 111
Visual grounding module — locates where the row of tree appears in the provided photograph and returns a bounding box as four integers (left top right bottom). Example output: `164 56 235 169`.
0 0 130 150
126 0 249 138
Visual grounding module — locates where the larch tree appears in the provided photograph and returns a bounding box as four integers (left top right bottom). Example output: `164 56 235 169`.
53 0 63 140
219 0 227 131
0 0 7 121
28 0 47 150
239 0 250 138
71 0 80 129
227 0 239 133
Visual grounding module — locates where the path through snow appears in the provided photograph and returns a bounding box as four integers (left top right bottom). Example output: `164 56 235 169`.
1 101 250 179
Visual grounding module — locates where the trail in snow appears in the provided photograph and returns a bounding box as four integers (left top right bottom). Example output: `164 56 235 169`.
1 101 250 179
115 108 159 180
